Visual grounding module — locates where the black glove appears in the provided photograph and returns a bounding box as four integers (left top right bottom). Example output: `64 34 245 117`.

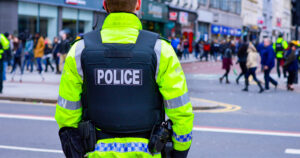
59 127 85 158
172 149 190 158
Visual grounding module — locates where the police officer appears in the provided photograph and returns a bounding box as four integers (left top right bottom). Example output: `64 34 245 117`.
273 33 288 78
0 33 10 93
55 0 194 158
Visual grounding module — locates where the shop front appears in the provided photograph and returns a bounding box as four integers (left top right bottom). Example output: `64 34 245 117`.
1 0 104 41
140 0 169 37
168 7 197 52
242 25 260 42
197 9 213 42
211 24 242 41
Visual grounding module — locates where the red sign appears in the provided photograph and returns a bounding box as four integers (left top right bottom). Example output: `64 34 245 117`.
276 18 282 27
169 12 178 21
65 0 86 5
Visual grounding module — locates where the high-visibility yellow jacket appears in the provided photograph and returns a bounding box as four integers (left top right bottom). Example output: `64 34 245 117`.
0 33 10 59
273 37 288 59
55 13 194 158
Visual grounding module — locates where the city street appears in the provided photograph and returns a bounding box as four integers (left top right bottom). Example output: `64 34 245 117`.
0 61 299 158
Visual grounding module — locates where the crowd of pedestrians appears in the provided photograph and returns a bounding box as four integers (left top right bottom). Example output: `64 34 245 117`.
0 31 72 82
170 34 299 92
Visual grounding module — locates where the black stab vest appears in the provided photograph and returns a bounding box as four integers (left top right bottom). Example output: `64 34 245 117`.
81 30 163 134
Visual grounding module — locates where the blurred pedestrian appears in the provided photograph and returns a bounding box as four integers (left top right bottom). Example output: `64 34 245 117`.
194 40 201 59
171 37 180 55
58 32 70 72
236 40 248 84
273 34 288 78
262 38 278 90
44 38 54 72
177 38 184 60
0 32 10 93
283 41 299 91
52 37 60 74
2 32 11 81
201 41 210 61
22 35 34 73
219 42 233 84
243 42 264 93
11 36 24 81
183 37 189 60
34 33 45 74
211 40 220 61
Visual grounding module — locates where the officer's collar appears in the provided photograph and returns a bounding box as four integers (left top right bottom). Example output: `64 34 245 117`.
102 12 142 30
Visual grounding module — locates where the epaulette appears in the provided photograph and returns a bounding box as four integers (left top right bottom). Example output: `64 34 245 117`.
71 37 84 46
159 36 171 43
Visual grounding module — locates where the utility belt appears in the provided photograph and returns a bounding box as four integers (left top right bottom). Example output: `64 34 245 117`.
77 120 173 157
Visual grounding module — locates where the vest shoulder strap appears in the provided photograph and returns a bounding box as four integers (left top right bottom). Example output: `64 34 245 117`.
134 30 160 50
83 29 102 50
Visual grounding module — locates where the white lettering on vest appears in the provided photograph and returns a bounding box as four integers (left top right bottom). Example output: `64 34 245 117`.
133 70 140 85
95 69 142 86
113 70 120 84
124 70 133 85
97 70 104 85
105 70 113 84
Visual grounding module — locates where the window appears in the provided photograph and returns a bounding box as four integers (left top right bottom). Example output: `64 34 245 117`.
198 0 207 6
220 0 229 11
210 0 220 8
228 0 241 14
235 0 241 14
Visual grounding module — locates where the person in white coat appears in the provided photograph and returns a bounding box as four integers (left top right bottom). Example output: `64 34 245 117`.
243 42 264 93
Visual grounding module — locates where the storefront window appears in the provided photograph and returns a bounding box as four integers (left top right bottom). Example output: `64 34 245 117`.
142 20 164 36
63 7 93 38
18 2 58 40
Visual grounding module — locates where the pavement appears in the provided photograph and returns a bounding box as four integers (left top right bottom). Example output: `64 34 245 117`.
0 57 299 104
0 71 60 103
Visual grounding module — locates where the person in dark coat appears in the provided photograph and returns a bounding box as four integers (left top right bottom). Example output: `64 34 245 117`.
283 41 299 91
261 38 278 90
219 42 233 84
236 41 248 84
52 37 60 74
44 38 54 72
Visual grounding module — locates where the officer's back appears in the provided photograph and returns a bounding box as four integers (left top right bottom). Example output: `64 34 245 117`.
55 0 194 158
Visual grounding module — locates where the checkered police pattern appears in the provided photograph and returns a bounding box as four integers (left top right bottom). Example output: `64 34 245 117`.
94 142 150 153
173 132 192 142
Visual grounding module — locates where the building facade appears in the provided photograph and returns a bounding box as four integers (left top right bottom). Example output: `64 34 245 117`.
241 0 263 42
0 0 105 41
272 0 292 41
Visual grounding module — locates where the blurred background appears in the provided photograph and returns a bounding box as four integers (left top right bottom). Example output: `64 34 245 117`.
0 0 300 158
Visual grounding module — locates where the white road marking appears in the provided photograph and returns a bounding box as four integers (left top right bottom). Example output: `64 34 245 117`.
0 145 63 154
1 112 300 139
285 149 300 155
0 113 55 121
0 100 56 107
193 126 300 138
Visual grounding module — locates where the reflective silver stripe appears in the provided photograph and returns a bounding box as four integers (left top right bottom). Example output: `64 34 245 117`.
164 93 190 109
154 39 162 80
57 96 81 110
75 40 85 79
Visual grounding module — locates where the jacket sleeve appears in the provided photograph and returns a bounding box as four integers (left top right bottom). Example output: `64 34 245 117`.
266 48 275 67
55 41 84 129
156 40 194 151
0 34 10 50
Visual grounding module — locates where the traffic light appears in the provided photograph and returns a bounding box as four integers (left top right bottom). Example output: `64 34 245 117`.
292 0 300 25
